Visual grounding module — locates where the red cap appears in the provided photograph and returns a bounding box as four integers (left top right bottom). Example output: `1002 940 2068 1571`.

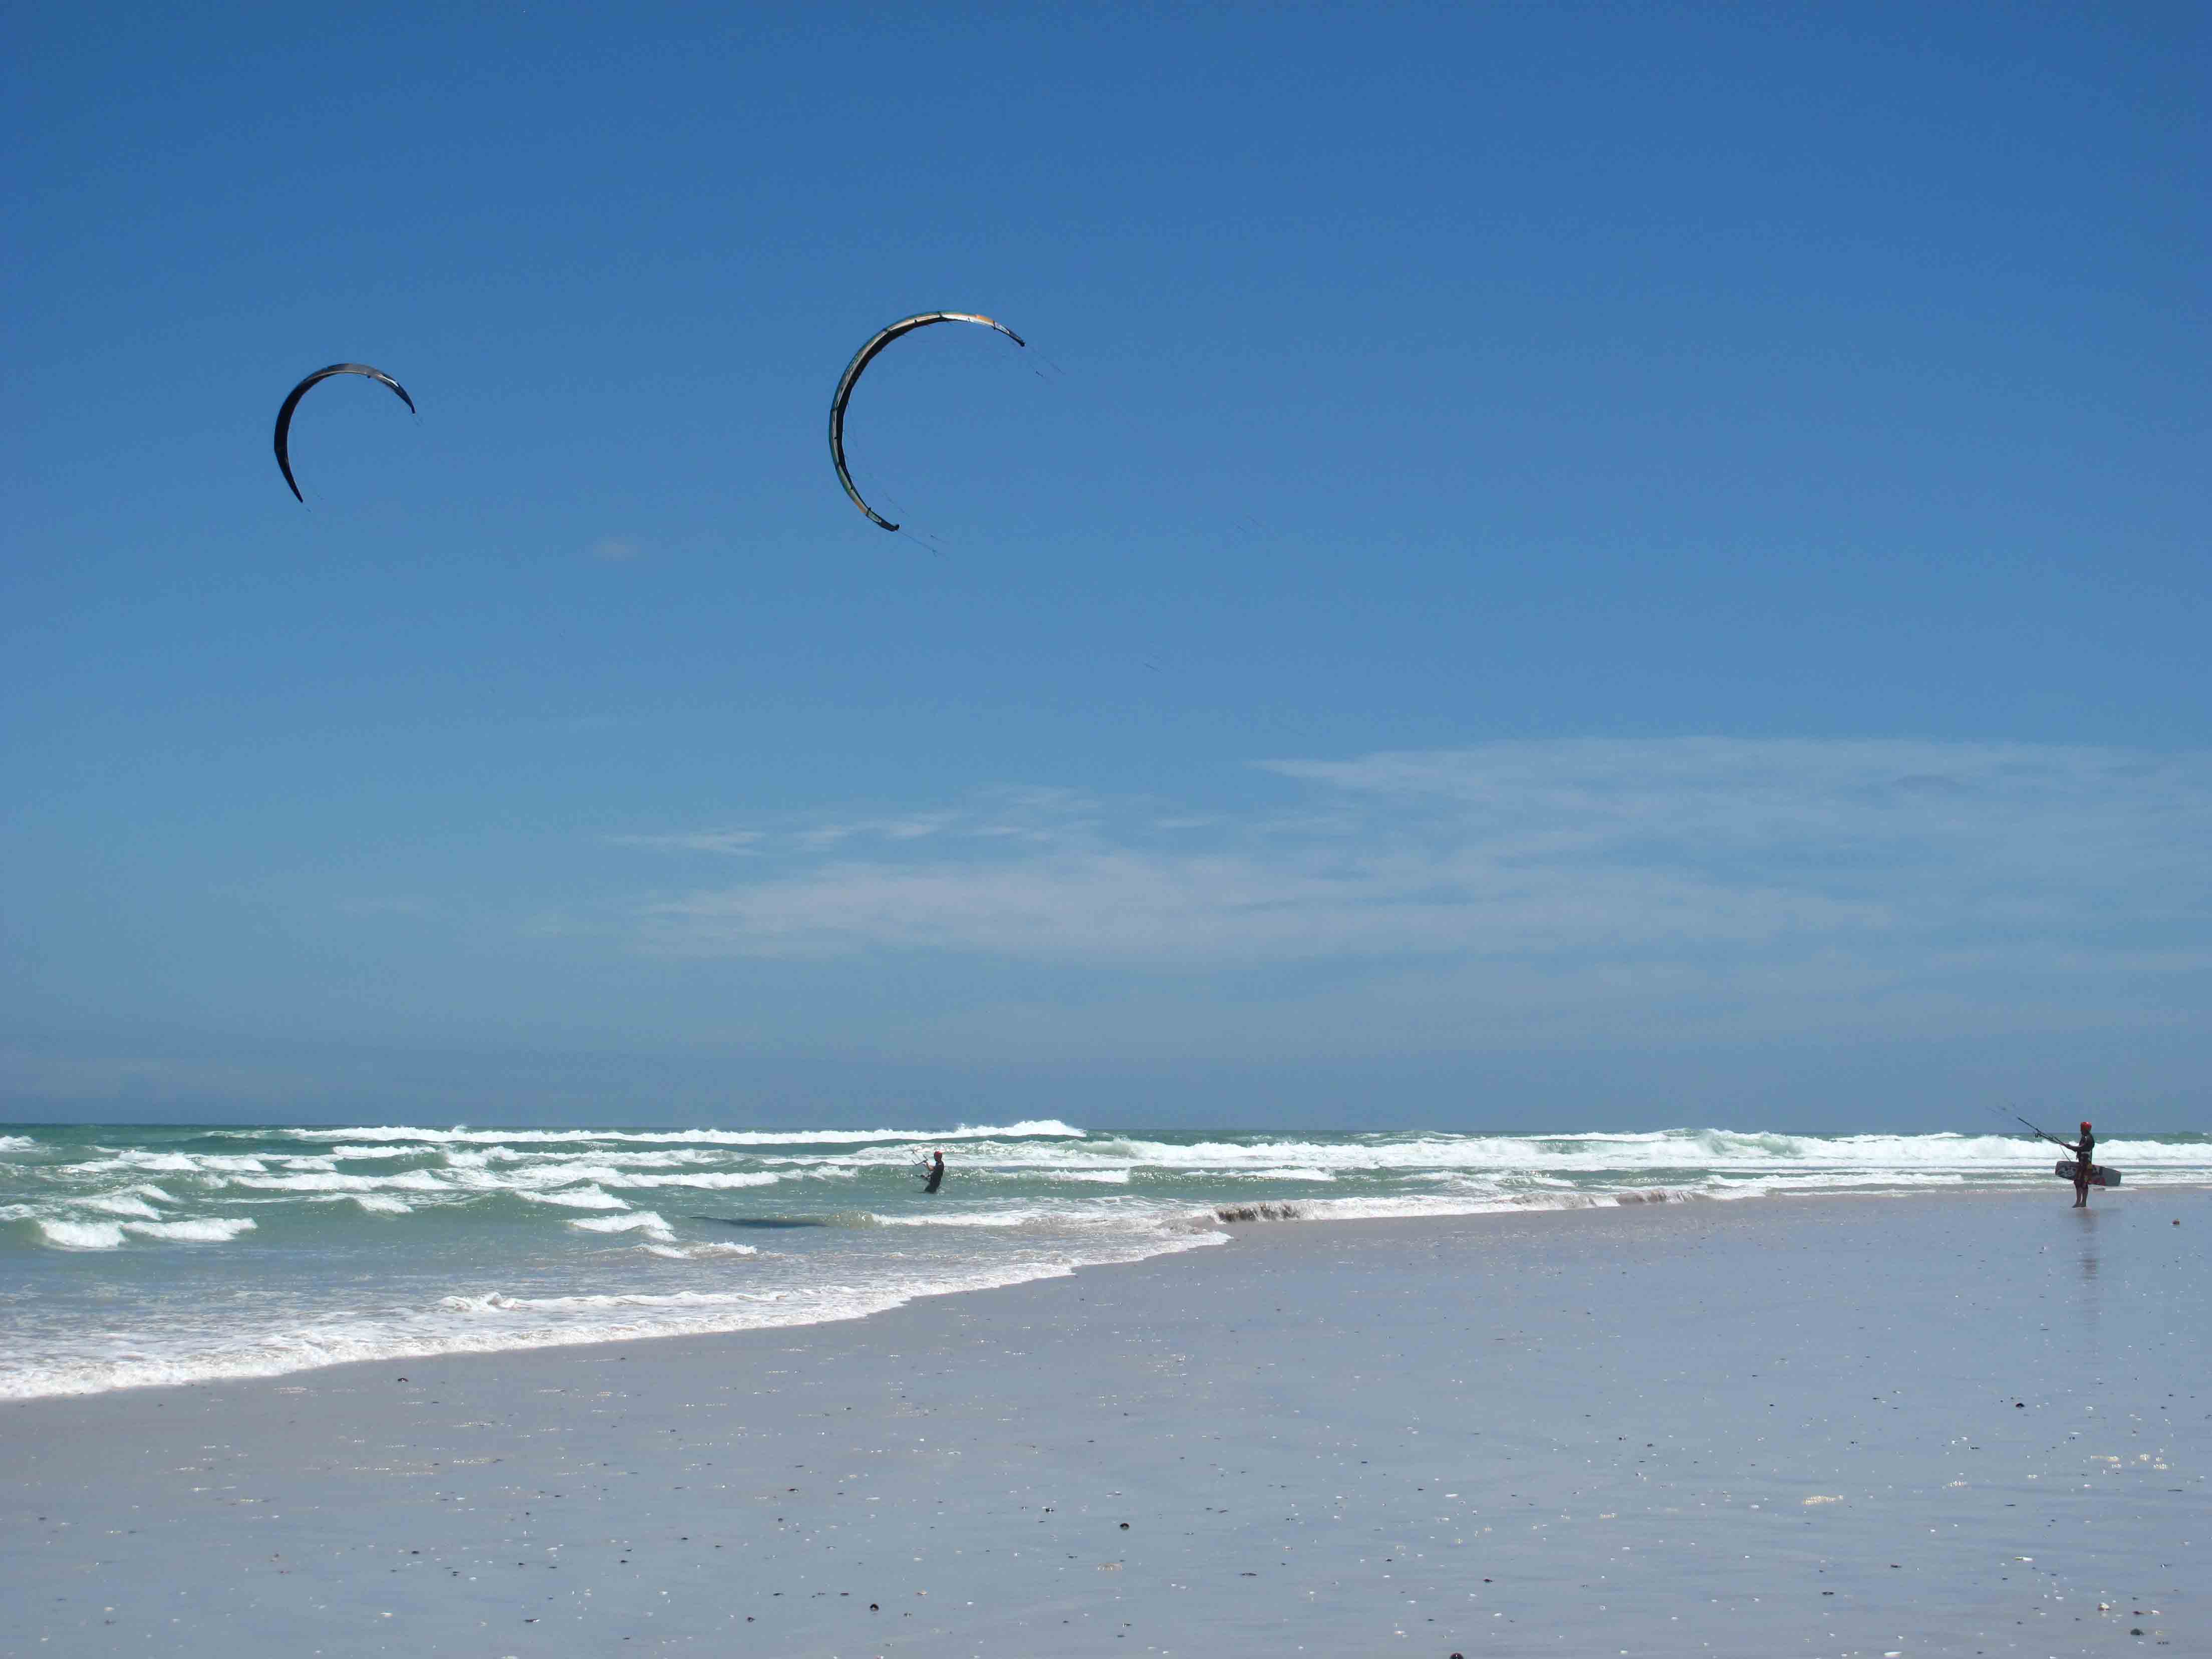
2080 1121 2092 1129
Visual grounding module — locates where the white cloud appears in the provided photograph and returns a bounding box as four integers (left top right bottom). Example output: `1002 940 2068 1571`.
636 847 1887 965
620 742 2211 987
607 830 766 856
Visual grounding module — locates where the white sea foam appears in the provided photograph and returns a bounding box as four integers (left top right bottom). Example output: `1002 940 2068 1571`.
1070 1129 2080 1175
443 1286 779 1313
0 1135 35 1153
287 1119 1083 1147
4 1122 2203 1404
517 1186 629 1209
98 1151 270 1174
1207 1166 1338 1182
443 1162 617 1190
227 1168 450 1193
65 1152 202 1174
869 1204 1161 1230
0 1226 1228 1400
570 1210 675 1239
446 1146 718 1169
36 1219 125 1249
123 1217 255 1243
85 1193 164 1218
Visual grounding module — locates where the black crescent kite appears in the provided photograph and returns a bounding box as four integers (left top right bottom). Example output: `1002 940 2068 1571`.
827 313 1025 531
272 364 417 503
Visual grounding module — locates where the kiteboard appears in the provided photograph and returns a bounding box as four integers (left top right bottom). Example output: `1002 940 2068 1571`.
2054 1161 2120 1188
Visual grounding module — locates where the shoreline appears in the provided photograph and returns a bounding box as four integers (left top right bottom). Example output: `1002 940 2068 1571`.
4 1189 2204 1655
11 1121 2209 1409
14 1178 2196 1406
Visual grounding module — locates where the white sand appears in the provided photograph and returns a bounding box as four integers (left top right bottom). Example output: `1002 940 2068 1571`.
2 1190 2204 1655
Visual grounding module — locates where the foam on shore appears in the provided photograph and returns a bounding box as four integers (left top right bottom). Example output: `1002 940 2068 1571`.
4 1122 2203 1401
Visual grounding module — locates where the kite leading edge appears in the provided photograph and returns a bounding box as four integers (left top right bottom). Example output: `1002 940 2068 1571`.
272 363 417 503
827 313 1025 531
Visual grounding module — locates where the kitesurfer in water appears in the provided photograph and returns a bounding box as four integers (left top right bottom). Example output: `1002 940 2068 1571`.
923 1150 945 1195
2066 1121 2096 1208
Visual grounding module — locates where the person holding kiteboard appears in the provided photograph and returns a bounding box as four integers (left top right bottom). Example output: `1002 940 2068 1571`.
921 1149 945 1195
2065 1121 2096 1208
2004 1112 2114 1206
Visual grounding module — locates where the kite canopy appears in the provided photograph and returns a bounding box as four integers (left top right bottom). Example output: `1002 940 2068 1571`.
272 363 417 503
827 313 1026 531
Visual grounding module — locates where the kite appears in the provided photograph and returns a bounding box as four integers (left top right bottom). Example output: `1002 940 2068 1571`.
272 363 417 503
827 313 1025 530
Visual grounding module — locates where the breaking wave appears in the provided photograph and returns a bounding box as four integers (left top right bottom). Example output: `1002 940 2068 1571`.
282 1119 1083 1147
3 1121 2202 1401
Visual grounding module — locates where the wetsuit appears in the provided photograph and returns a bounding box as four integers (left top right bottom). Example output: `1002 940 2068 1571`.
2068 1129 2095 1206
923 1154 944 1195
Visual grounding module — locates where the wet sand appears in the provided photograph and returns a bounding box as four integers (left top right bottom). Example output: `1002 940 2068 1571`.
3 1190 2205 1656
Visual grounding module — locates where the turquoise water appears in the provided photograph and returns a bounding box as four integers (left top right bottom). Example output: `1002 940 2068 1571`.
4 1121 2205 1399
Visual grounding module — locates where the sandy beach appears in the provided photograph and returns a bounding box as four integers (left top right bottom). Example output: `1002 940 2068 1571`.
4 1190 2204 1656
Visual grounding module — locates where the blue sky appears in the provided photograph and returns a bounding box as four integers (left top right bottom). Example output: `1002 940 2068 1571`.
5 3 2205 1128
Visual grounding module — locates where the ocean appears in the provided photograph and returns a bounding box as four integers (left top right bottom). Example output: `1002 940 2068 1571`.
4 1121 2206 1402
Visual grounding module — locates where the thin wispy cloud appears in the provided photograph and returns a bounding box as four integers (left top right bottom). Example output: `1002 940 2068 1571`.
607 830 767 856
615 742 2212 995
